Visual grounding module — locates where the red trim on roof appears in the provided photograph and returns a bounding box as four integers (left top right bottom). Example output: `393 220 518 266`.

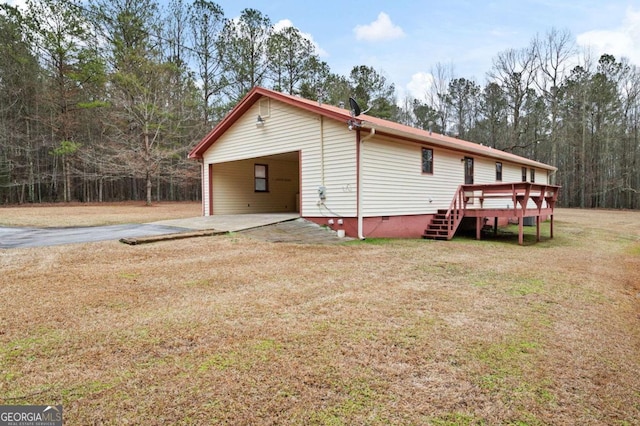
188 87 355 159
188 86 556 171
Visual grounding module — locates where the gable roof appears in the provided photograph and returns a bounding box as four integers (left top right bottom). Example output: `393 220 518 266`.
188 87 556 171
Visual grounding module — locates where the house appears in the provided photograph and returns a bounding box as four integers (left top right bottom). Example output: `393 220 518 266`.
189 87 559 243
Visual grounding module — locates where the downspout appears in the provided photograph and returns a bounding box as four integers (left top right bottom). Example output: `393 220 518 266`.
357 127 375 240
198 158 204 216
320 116 325 185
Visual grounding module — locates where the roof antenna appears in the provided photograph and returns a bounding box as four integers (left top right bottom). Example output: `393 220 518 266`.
348 97 372 117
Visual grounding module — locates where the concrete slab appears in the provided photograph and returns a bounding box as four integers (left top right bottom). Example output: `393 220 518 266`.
239 218 353 244
150 213 300 232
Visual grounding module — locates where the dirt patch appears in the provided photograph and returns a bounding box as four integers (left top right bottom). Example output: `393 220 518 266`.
0 207 639 424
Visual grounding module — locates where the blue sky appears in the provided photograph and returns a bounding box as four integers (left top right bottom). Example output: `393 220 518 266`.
4 0 640 99
212 0 640 99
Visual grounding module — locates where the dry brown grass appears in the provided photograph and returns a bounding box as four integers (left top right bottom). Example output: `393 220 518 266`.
0 201 201 227
1 206 639 425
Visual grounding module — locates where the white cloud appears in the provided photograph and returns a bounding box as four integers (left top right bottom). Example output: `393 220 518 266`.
577 7 640 65
405 72 434 99
353 12 405 42
1 0 27 9
273 19 293 32
273 19 329 58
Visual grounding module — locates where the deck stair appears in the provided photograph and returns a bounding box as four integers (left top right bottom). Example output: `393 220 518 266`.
422 182 560 244
423 185 466 240
423 210 453 240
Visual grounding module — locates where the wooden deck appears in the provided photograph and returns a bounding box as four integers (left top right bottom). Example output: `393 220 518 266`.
423 183 560 245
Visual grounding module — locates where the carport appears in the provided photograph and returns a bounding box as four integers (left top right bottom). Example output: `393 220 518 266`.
207 151 300 216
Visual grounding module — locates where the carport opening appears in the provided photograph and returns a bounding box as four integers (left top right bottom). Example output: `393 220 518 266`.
208 151 300 215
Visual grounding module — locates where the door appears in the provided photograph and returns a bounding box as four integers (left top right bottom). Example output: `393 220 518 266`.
464 157 474 184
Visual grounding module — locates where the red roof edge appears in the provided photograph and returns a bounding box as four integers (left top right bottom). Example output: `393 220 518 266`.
188 87 354 159
188 86 556 172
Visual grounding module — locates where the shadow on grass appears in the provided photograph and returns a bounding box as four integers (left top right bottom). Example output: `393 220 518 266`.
453 222 556 247
345 221 563 248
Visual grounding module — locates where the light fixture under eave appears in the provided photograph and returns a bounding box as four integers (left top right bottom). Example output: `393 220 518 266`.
256 115 265 128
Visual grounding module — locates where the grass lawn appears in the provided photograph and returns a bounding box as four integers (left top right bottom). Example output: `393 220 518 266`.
0 201 202 227
1 205 639 424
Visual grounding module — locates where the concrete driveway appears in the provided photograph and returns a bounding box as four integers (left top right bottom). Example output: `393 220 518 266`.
0 214 300 249
150 213 300 231
0 224 191 249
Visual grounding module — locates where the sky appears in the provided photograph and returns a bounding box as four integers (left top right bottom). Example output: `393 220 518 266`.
3 0 640 100
211 0 640 99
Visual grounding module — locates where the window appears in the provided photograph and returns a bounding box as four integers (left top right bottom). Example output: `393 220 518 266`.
464 157 474 184
530 168 535 183
422 148 433 174
495 162 503 181
521 167 527 182
254 164 268 192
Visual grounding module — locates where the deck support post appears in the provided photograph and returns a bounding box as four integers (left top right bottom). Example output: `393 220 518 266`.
518 216 524 245
425 183 559 245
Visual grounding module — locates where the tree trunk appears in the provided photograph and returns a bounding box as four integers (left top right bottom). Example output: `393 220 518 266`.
146 170 152 206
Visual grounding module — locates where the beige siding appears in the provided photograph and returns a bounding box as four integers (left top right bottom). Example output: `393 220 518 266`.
361 136 551 216
361 136 465 216
473 160 551 210
474 157 498 184
202 95 552 217
202 98 357 216
211 158 299 214
503 162 525 183
309 118 357 217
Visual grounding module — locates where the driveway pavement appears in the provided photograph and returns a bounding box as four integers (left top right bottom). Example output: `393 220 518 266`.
0 224 190 249
149 213 300 231
0 213 301 249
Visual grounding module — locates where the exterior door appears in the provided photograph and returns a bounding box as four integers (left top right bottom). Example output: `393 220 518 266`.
464 157 474 184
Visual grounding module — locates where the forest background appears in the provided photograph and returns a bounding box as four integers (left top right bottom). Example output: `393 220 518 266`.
0 0 638 208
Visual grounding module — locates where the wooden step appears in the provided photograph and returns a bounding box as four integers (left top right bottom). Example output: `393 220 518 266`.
422 233 448 240
423 229 449 236
423 207 458 240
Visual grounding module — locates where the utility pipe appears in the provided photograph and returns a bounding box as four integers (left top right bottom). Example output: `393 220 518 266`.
357 127 376 240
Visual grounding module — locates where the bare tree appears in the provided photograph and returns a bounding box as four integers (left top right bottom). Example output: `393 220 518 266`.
0 4 41 203
533 27 576 169
218 8 272 103
267 25 317 95
488 46 538 152
427 62 455 133
24 0 105 202
188 0 225 125
445 77 480 139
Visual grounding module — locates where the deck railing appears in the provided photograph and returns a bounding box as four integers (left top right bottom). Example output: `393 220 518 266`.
436 182 560 241
461 182 560 214
443 185 466 239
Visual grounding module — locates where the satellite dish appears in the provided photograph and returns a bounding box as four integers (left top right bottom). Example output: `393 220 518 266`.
349 97 361 117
